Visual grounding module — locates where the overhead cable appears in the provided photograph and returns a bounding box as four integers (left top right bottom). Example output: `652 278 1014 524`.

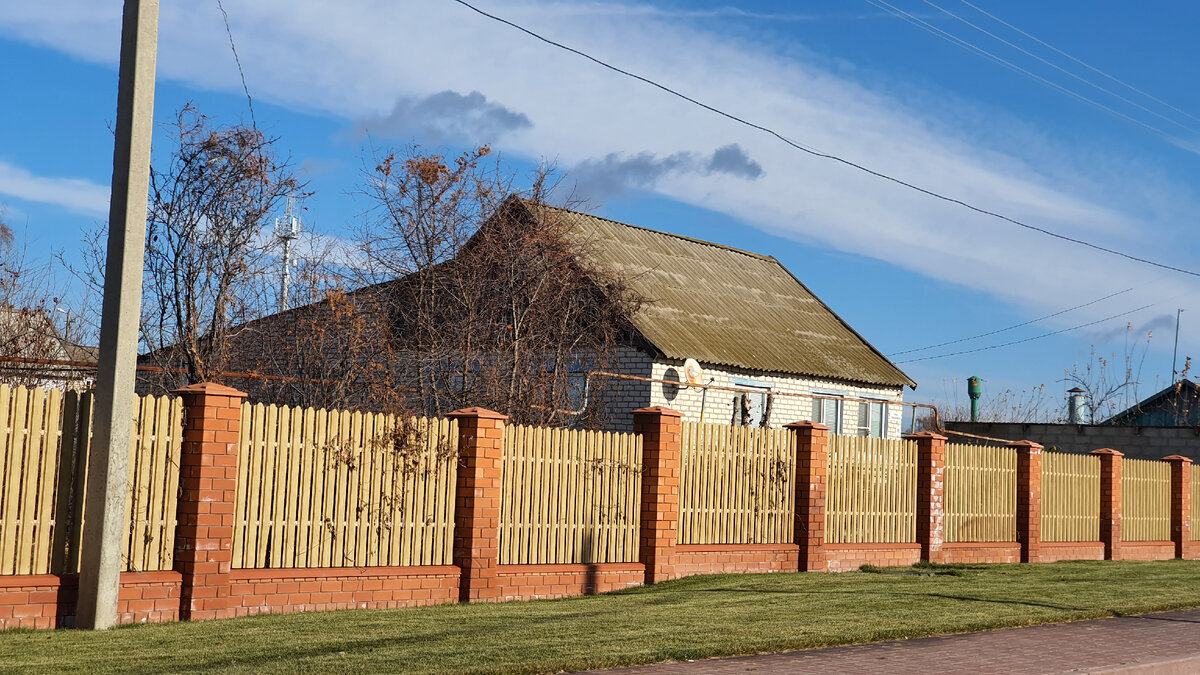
955 0 1200 128
449 0 1200 279
888 287 1134 356
863 0 1197 147
924 0 1200 136
895 304 1154 363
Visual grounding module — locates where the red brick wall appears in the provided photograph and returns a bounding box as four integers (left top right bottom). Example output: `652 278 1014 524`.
673 544 800 576
0 571 181 630
1116 542 1175 562
1039 542 1105 562
227 566 459 617
495 564 644 600
824 544 922 572
939 543 1021 564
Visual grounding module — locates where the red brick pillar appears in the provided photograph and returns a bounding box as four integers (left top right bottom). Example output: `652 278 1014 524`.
633 407 682 584
1092 448 1123 561
909 431 946 564
1012 440 1043 563
448 407 507 603
173 383 246 621
1164 455 1192 559
788 421 829 572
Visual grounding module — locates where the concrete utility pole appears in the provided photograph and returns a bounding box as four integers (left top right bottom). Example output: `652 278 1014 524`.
76 0 159 630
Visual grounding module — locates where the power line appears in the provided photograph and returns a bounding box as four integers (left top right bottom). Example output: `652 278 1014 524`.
955 0 1200 128
863 0 1196 147
889 286 1134 356
923 0 1200 136
215 0 256 129
450 0 1200 279
895 304 1154 364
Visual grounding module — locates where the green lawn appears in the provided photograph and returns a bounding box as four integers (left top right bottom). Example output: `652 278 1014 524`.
4 560 1200 674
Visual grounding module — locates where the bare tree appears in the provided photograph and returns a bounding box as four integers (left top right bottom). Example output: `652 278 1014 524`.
76 104 301 391
0 205 88 387
1063 326 1153 424
238 145 643 428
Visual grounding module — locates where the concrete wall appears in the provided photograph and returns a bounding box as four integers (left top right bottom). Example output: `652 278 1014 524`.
946 422 1200 461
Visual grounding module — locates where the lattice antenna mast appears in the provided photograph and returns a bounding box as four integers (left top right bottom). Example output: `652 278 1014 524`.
273 195 301 311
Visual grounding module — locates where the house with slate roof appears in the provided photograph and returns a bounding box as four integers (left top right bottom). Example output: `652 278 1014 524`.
186 198 915 435
530 201 916 434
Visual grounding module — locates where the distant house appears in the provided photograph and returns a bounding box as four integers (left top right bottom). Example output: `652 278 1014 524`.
946 380 1200 461
1105 379 1200 427
186 200 915 434
0 306 96 389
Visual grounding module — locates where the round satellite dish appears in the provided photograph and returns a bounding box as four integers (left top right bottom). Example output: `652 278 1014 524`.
683 358 705 387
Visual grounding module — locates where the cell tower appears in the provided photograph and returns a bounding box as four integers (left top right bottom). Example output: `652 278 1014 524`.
274 195 302 311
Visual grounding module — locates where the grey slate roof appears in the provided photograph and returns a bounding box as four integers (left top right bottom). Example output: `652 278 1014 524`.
527 202 915 389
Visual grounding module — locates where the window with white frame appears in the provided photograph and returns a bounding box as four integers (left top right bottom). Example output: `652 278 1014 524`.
811 395 843 434
855 400 887 438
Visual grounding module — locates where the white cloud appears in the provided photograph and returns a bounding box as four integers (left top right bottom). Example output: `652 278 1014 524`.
0 160 109 215
2 0 1198 327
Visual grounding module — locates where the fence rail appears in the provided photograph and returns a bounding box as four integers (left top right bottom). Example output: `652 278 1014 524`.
0 387 181 576
500 424 642 564
233 405 458 569
944 443 1016 543
679 423 796 545
1122 457 1171 542
1042 451 1100 543
825 435 916 544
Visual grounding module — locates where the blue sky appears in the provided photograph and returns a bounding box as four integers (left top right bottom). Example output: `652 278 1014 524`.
3 1 1200 417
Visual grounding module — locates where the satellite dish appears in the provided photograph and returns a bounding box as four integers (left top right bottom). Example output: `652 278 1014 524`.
683 358 705 387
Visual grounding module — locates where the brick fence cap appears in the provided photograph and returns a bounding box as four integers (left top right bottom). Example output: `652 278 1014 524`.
785 420 829 431
1007 439 1044 451
632 406 683 418
904 430 947 441
1162 454 1194 464
172 382 248 399
446 407 509 420
1090 447 1125 457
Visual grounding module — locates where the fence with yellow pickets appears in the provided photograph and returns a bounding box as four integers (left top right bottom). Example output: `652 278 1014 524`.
825 435 916 544
678 422 796 545
233 404 458 569
0 387 181 576
1042 451 1100 543
499 424 642 564
1122 457 1171 542
944 443 1016 542
1192 469 1200 541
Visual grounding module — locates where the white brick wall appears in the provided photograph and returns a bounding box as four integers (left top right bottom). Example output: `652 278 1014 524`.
595 349 907 436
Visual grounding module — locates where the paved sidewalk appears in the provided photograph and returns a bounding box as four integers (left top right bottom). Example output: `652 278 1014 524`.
584 608 1200 674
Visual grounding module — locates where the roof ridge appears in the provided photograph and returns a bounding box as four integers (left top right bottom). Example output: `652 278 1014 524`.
529 201 775 262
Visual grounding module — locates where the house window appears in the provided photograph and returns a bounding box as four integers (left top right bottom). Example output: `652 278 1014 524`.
855 400 887 438
731 378 772 428
812 396 842 435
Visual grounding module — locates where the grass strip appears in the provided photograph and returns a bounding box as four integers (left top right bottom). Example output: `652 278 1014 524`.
3 560 1200 674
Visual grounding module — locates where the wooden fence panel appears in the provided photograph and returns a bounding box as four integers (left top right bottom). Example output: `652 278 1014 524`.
1192 468 1200 541
500 424 642 564
825 434 917 544
1042 451 1100 543
678 422 796 545
0 387 181 576
944 443 1016 543
233 405 458 569
1122 458 1171 542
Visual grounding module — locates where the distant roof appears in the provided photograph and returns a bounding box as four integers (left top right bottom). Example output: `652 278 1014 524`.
523 201 915 389
1105 379 1200 425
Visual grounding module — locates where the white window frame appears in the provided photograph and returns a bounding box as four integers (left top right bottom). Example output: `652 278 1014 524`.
855 396 889 439
811 391 844 435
